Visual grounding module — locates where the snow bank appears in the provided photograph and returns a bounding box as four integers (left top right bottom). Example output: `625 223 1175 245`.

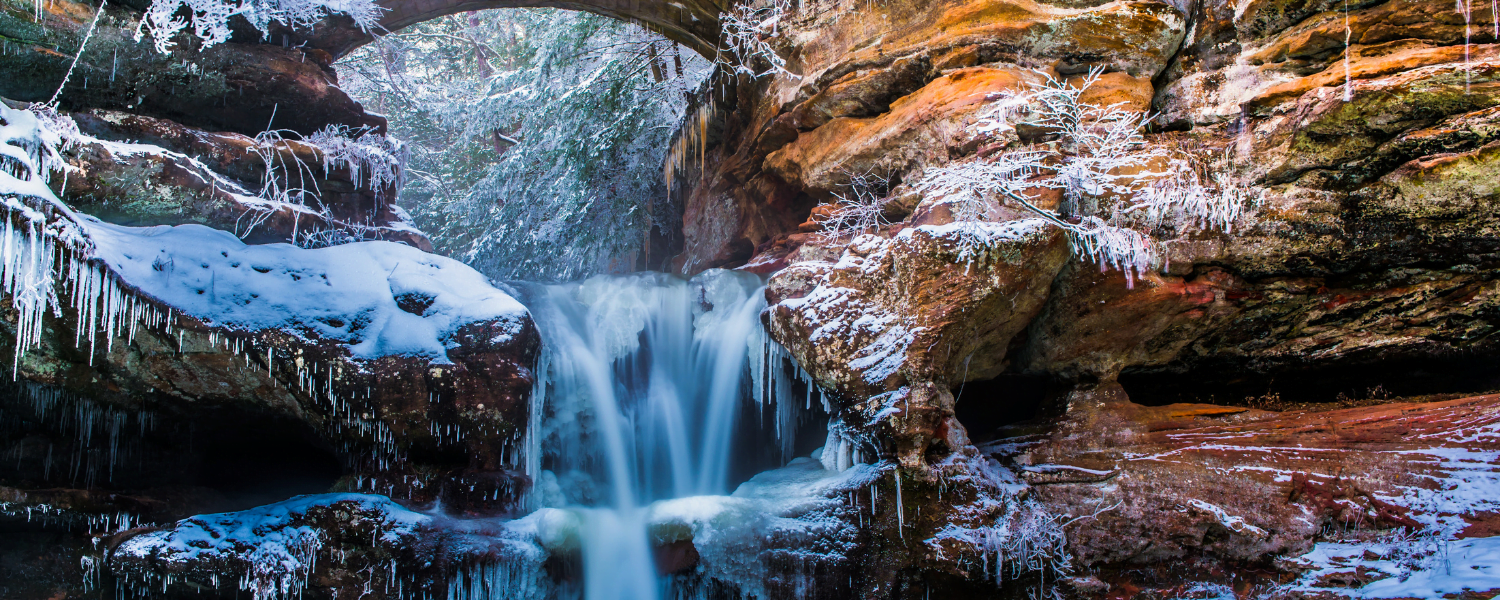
1283 535 1500 598
116 494 428 600
83 220 528 362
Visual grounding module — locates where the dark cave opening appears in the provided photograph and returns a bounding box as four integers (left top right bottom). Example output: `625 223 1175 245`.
952 374 1057 445
0 388 344 515
1118 353 1500 410
725 372 830 490
186 410 345 512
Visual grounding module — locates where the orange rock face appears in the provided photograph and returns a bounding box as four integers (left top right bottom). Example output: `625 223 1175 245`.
702 0 1500 592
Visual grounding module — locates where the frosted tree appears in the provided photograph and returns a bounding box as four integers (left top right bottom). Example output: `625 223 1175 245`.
917 69 1255 286
338 9 710 281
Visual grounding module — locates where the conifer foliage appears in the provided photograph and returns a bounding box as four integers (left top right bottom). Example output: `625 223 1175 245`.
338 9 709 282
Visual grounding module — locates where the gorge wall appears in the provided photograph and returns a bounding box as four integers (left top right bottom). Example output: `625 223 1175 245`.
3 0 1500 596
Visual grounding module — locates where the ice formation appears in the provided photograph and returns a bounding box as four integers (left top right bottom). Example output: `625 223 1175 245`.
0 382 157 487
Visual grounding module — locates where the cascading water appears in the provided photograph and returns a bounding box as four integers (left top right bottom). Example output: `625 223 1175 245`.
515 269 824 600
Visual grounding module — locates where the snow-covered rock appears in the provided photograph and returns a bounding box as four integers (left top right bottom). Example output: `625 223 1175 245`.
0 103 541 522
85 220 525 363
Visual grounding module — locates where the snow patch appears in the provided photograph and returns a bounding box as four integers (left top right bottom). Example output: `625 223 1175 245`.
84 220 529 362
115 494 427 600
1283 535 1500 599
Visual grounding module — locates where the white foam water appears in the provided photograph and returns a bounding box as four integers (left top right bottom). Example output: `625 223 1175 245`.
515 269 818 599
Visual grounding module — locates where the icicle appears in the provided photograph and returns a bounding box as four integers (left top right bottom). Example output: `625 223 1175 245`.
1343 0 1353 101
894 468 905 541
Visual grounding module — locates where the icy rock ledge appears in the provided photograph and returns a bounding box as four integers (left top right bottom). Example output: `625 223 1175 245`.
1 102 540 511
111 494 431 600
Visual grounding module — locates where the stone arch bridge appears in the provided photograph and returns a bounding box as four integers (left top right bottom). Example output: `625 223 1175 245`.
307 0 730 59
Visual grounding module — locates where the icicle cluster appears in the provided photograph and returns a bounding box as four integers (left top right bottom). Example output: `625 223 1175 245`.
305 125 408 201
818 418 868 473
748 323 827 461
0 104 134 374
446 551 551 600
0 382 159 487
968 499 1072 586
664 101 715 198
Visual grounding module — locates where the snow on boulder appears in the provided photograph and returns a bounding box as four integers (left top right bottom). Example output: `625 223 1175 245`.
112 494 431 600
83 219 529 363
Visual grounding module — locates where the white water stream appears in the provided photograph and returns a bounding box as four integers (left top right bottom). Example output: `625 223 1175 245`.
517 269 818 600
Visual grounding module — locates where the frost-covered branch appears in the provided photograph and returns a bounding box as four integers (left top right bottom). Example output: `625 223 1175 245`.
817 169 893 241
136 0 385 52
1113 164 1256 234
246 129 322 214
718 1 793 78
237 126 408 244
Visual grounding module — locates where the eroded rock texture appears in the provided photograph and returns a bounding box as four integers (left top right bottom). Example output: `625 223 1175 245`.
5 0 1500 593
648 0 1500 594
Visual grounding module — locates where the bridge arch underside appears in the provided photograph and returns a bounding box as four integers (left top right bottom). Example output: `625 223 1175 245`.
312 0 727 60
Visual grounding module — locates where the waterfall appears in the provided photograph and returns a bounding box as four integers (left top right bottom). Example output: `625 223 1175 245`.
514 268 823 600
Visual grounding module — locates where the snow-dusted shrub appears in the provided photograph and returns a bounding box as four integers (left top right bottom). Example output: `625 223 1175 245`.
137 0 384 52
294 224 361 248
926 458 1079 596
305 125 407 201
817 170 893 241
718 0 793 78
239 126 406 244
248 129 319 207
915 68 1255 286
915 151 1049 263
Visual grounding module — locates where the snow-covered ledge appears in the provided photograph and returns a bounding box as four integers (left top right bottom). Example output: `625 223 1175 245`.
1 102 541 513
